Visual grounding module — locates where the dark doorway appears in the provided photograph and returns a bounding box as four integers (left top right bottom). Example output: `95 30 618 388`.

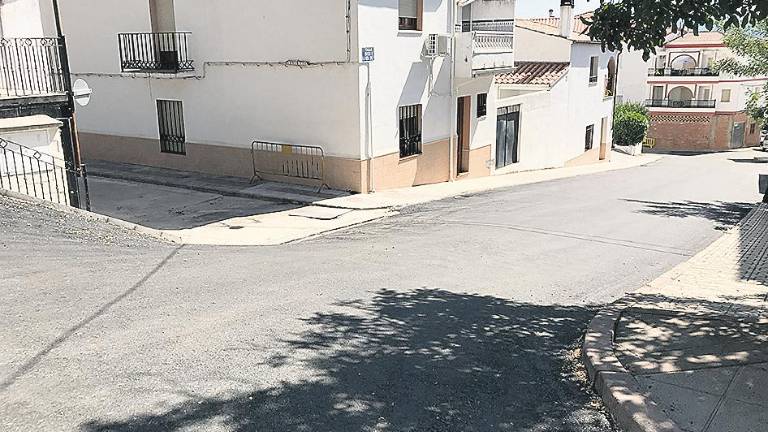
496 105 520 169
457 96 471 175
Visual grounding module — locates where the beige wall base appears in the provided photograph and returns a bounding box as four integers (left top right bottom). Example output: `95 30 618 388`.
366 139 451 191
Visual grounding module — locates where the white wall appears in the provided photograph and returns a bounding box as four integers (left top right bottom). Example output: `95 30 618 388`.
0 0 56 37
616 49 648 103
357 0 452 157
62 0 364 159
514 27 570 62
470 0 516 21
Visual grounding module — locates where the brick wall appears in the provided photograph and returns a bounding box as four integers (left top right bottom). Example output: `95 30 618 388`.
648 112 756 152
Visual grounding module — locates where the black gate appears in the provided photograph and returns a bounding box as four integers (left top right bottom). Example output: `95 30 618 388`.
0 137 89 210
496 105 520 169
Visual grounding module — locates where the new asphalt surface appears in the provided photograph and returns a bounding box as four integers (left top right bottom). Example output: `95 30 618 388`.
2 150 766 431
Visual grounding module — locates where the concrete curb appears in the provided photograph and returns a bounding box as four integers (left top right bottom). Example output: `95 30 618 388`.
583 303 684 432
0 188 183 244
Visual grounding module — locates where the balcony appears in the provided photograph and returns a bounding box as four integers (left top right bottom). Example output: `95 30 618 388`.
459 19 515 33
118 32 194 73
0 38 66 100
648 67 718 77
645 99 716 109
455 31 514 79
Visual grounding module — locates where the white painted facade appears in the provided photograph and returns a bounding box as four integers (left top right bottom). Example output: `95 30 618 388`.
0 0 56 38
488 23 616 172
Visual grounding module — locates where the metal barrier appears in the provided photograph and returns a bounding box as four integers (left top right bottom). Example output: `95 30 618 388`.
643 137 656 149
0 137 89 210
250 141 326 188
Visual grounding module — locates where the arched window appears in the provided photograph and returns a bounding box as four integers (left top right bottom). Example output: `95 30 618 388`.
605 57 617 97
670 54 697 71
668 86 694 107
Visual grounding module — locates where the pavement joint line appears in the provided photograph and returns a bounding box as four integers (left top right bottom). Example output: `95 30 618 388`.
433 219 695 256
701 365 742 432
0 246 183 392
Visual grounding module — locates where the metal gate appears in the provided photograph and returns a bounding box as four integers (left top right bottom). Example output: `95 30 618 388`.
496 105 520 169
0 137 90 210
250 141 327 189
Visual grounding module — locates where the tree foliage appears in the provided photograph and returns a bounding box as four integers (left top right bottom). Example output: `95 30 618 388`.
584 0 768 59
715 21 768 121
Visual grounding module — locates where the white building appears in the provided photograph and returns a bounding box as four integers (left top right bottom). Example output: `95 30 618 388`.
53 0 613 193
495 6 617 168
645 32 767 151
54 0 516 193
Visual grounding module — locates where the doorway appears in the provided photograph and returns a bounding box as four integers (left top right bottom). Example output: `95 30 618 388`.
731 122 745 148
456 96 471 175
496 105 520 169
599 117 609 160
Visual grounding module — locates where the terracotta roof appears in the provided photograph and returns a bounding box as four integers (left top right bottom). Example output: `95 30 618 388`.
517 12 595 43
665 31 725 47
495 62 569 86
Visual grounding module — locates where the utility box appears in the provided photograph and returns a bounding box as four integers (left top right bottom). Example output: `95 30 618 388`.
760 174 768 194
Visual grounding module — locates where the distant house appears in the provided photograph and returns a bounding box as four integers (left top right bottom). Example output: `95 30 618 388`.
491 3 618 170
646 32 767 152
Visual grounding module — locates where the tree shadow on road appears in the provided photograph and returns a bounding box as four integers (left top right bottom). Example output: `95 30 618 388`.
80 289 614 432
622 199 753 230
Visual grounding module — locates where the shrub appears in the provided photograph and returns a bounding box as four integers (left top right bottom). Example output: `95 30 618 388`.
614 111 649 146
615 101 649 118
613 102 649 146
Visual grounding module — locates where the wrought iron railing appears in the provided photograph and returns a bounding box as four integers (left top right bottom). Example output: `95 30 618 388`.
473 32 515 53
118 32 194 73
250 141 326 188
648 67 718 77
460 19 515 33
0 137 89 210
645 99 716 109
0 37 66 98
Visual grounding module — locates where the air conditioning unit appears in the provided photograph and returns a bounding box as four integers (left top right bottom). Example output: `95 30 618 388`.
426 34 451 58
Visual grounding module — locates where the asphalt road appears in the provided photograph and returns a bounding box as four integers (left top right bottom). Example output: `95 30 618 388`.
1 150 766 432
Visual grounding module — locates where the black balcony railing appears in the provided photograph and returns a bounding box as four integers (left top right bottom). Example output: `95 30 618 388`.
645 99 717 109
0 38 66 98
460 19 515 33
648 67 719 77
118 32 193 73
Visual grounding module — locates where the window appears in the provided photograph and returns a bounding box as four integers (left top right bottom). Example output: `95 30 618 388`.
652 85 665 101
721 89 731 102
589 56 599 84
655 54 667 68
585 125 594 151
477 93 487 118
750 123 756 134
157 99 186 154
398 0 422 31
399 104 422 158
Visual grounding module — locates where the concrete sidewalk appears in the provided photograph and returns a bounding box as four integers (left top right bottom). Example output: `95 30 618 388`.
83 152 660 245
585 204 768 432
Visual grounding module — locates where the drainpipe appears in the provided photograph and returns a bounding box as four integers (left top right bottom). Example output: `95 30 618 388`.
448 0 457 181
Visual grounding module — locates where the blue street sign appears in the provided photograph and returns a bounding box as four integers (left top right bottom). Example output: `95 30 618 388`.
362 47 375 62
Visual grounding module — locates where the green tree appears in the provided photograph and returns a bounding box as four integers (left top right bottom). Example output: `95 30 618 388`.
715 21 768 122
584 0 768 59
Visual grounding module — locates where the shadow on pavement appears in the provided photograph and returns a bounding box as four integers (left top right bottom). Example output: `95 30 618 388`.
623 199 752 230
80 289 614 432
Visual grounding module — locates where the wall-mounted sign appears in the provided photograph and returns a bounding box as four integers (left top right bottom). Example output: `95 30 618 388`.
362 47 375 62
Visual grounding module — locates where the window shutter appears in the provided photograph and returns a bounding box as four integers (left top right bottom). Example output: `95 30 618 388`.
399 0 418 18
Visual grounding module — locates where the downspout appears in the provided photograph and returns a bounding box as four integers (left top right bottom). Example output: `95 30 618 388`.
449 0 457 181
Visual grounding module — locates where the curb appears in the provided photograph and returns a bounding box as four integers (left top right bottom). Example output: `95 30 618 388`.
0 188 183 244
583 303 684 432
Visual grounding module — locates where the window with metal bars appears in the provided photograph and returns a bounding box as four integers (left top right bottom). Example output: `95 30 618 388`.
399 104 422 158
585 124 595 151
156 99 186 155
477 93 488 118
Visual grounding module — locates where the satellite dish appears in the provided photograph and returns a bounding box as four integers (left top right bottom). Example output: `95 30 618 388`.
72 78 93 107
